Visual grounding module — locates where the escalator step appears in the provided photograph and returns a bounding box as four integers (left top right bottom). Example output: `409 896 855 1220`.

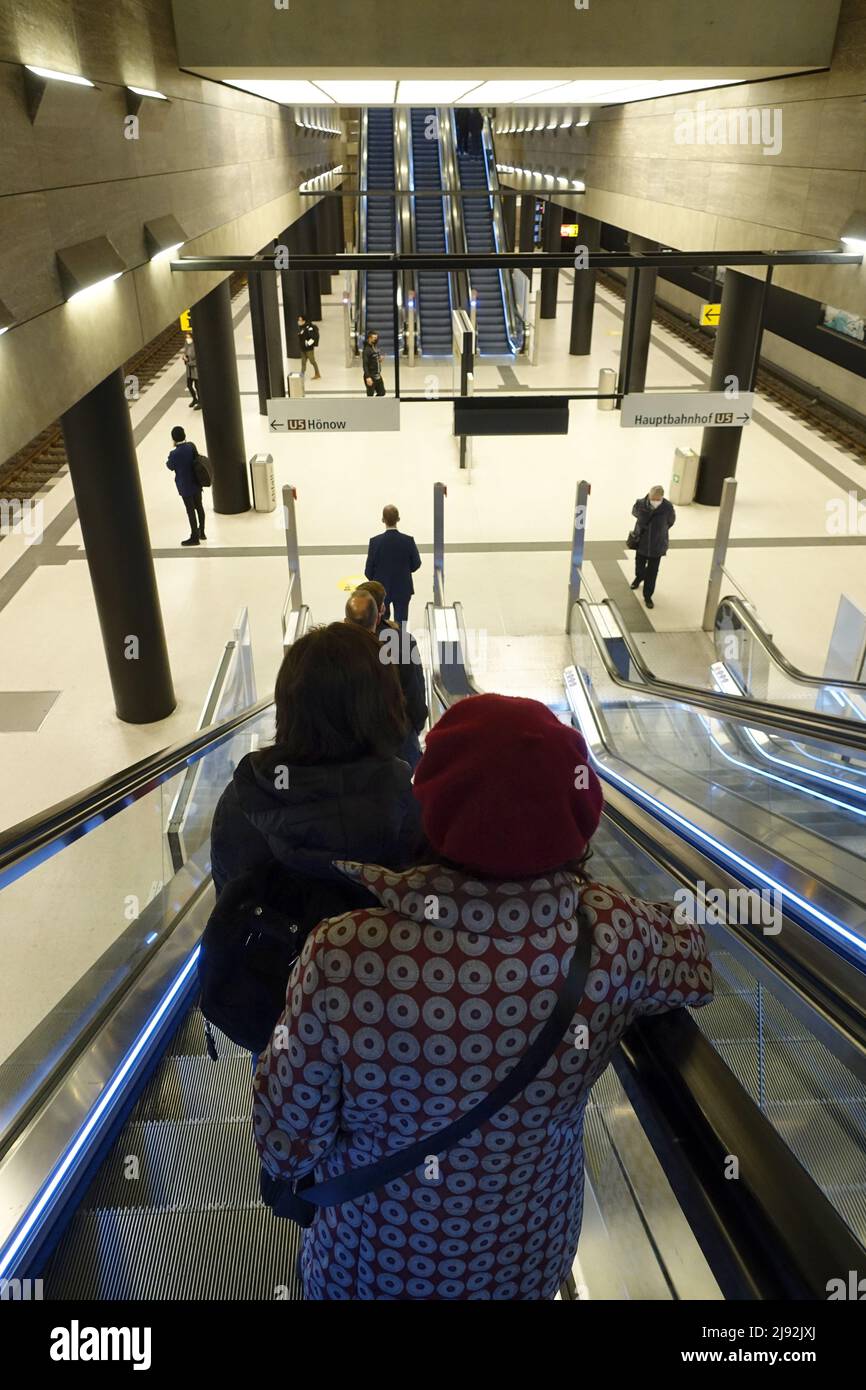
79 1117 261 1212
43 1205 303 1300
131 1053 253 1124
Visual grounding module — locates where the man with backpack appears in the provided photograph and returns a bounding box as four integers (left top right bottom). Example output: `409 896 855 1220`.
297 314 322 380
166 424 208 546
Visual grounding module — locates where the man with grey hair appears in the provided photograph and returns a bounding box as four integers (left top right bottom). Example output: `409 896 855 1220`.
629 485 676 610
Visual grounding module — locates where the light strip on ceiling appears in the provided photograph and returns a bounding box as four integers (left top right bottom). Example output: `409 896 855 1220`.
395 80 481 104
24 65 94 87
457 80 570 104
314 80 396 103
224 78 333 103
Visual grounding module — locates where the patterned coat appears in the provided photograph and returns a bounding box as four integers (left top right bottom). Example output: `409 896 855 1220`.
253 862 714 1300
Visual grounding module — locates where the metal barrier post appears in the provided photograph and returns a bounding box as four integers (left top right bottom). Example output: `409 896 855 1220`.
433 481 447 606
702 476 737 630
565 480 591 632
282 483 303 609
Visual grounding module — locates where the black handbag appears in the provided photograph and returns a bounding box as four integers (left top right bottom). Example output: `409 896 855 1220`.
193 448 212 488
626 526 641 550
199 862 374 1056
261 904 594 1227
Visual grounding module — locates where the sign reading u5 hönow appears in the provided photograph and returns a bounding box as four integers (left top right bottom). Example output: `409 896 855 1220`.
621 392 755 429
267 398 401 433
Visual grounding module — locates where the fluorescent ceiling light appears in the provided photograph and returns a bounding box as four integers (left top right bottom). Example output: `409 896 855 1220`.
25 65 93 87
128 86 167 100
559 119 571 128
314 80 395 103
457 80 568 103
517 77 741 105
546 121 557 129
842 236 866 253
396 80 480 103
840 211 866 253
152 242 183 262
225 79 333 103
67 272 122 303
572 180 585 190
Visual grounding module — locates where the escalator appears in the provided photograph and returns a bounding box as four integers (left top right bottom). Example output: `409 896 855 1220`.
3 607 866 1299
362 107 397 355
409 108 452 357
454 136 510 355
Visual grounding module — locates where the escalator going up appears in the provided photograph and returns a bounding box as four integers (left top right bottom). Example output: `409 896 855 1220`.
409 108 452 357
364 108 396 355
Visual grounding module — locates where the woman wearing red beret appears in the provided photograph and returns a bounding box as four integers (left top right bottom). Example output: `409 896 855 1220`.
254 693 714 1300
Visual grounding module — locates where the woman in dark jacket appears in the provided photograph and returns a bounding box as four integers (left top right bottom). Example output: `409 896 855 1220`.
254 692 713 1301
210 623 423 895
630 485 676 609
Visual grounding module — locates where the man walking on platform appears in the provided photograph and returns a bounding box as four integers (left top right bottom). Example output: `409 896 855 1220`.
629 485 675 610
298 314 322 380
365 505 422 625
363 330 386 396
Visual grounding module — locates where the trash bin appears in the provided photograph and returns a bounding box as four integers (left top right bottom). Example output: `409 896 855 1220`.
670 447 699 505
287 372 306 399
249 453 276 513
597 367 617 411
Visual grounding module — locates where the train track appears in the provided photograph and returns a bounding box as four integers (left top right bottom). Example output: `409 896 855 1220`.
0 274 249 515
597 269 866 467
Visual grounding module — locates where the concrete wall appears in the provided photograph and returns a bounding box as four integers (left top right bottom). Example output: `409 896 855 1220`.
0 0 343 463
172 0 841 76
496 0 866 316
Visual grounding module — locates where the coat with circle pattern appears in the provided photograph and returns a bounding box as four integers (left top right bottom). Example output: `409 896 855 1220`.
253 861 714 1300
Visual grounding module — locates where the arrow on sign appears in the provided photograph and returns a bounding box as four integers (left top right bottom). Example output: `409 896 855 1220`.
737 413 750 423
270 419 286 430
702 305 721 325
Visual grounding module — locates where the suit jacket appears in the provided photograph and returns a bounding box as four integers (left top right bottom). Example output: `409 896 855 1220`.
364 528 422 604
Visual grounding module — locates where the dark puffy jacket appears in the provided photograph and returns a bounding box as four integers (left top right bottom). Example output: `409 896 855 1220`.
167 441 200 498
209 749 424 895
362 342 382 381
632 496 676 558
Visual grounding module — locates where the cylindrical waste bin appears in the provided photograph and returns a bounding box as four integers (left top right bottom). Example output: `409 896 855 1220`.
287 372 306 399
670 447 699 505
249 453 276 513
597 366 617 411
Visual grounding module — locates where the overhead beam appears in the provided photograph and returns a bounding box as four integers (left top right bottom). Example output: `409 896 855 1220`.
171 250 863 274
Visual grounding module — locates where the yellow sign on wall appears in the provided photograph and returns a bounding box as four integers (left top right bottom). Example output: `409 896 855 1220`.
700 303 722 327
338 575 366 593
560 224 581 238
179 310 191 333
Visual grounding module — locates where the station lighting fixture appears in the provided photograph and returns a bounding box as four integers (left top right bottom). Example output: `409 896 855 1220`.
225 79 334 103
0 300 14 336
314 80 395 103
23 64 95 121
840 212 866 254
126 85 169 115
395 80 479 104
56 236 126 303
144 215 188 262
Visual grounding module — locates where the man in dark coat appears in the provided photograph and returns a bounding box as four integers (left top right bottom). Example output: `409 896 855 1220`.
362 331 386 396
630 485 675 608
166 424 206 547
346 584 428 770
364 505 422 625
297 314 321 380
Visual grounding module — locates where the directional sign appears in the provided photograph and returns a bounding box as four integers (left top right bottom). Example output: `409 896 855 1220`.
179 310 191 333
338 574 367 593
700 302 722 326
560 223 580 237
621 391 755 429
268 397 401 433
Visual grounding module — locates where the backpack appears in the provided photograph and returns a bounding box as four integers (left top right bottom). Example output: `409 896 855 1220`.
199 861 375 1055
192 445 211 488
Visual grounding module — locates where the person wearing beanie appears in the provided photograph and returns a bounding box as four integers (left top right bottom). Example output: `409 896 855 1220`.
254 692 714 1301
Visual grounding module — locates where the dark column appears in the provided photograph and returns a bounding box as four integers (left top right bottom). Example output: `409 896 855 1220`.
569 214 600 356
695 270 767 505
331 187 345 253
281 223 307 358
61 369 175 723
248 249 286 414
619 233 658 398
298 210 322 320
316 200 333 297
519 193 536 252
501 192 516 251
540 201 563 318
191 279 250 514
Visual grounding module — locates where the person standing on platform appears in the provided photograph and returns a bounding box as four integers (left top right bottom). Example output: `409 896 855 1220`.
298 314 322 381
166 425 206 547
629 485 675 610
363 330 386 397
365 506 421 626
183 334 200 409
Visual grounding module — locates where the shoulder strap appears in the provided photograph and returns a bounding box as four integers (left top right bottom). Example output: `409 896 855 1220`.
298 904 594 1212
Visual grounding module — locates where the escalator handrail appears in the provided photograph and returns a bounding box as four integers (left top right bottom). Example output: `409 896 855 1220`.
575 598 866 753
0 696 274 890
480 116 524 352
718 593 866 695
618 1010 866 1298
357 107 369 349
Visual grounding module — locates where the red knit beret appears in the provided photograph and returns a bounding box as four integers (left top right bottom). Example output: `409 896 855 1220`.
413 693 604 878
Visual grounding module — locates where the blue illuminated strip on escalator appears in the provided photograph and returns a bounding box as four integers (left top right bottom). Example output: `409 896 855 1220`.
0 947 200 1278
565 669 866 963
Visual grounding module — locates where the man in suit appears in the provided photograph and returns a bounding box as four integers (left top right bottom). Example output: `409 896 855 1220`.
364 505 422 626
